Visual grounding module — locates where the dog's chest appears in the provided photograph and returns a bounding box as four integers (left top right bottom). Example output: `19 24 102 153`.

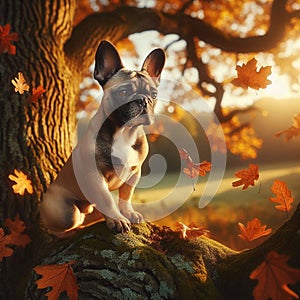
111 127 142 167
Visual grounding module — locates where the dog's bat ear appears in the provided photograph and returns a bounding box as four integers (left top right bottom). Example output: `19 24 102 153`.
94 40 124 86
141 48 165 82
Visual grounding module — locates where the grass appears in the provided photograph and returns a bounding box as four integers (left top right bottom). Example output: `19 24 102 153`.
132 160 300 251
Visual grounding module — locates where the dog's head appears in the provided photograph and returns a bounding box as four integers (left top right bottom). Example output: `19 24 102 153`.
93 40 165 127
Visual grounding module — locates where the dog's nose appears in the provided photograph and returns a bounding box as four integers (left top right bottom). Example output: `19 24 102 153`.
137 98 147 109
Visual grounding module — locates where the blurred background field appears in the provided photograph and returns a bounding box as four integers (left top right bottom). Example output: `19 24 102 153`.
133 160 300 251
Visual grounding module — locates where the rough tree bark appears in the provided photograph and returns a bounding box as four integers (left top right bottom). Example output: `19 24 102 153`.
0 0 299 299
25 204 300 299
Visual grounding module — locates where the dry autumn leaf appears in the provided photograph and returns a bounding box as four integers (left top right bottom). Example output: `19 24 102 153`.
231 57 272 90
238 218 272 243
11 72 30 94
250 251 300 300
175 222 209 239
34 261 78 300
270 179 294 213
4 214 31 247
0 24 19 55
8 169 33 196
30 85 46 102
275 113 300 142
0 228 14 262
232 164 259 190
179 148 212 178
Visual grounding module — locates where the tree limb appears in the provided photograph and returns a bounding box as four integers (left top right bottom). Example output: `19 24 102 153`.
64 0 295 74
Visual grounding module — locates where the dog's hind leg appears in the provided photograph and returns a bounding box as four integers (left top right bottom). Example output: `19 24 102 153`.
40 186 86 235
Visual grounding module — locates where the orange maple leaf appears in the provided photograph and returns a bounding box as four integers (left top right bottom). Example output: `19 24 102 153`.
232 164 259 190
231 57 272 90
238 218 272 243
30 85 46 102
0 24 18 55
270 179 294 213
34 261 78 300
275 113 300 142
0 228 14 262
4 214 31 247
8 169 33 195
11 72 30 94
179 148 212 179
250 251 300 300
175 222 209 239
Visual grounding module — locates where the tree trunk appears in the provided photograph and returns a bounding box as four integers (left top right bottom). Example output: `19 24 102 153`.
0 1 79 297
0 0 78 224
25 204 300 299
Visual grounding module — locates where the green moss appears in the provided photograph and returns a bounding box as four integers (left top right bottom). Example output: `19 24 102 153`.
99 269 116 280
169 254 195 273
101 249 116 260
159 281 174 297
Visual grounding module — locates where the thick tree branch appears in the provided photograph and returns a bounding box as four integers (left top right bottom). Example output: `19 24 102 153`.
64 0 294 75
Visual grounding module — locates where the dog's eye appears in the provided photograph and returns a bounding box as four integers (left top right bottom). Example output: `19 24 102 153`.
151 91 157 99
118 88 128 97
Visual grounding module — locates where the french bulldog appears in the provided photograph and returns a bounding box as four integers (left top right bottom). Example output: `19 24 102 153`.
40 40 165 235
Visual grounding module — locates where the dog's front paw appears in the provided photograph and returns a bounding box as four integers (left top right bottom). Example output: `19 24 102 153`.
121 208 144 224
105 215 131 233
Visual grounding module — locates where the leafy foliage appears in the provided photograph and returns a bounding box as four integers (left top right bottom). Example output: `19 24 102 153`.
250 251 300 300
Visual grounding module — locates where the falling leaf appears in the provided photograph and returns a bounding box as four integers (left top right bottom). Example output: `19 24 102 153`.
231 57 272 90
8 169 33 196
4 214 31 247
30 85 46 102
175 222 209 239
34 261 78 300
179 148 212 179
238 218 272 243
0 24 19 55
0 228 14 262
270 180 294 213
250 251 300 300
232 164 259 190
275 114 300 142
11 72 30 94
